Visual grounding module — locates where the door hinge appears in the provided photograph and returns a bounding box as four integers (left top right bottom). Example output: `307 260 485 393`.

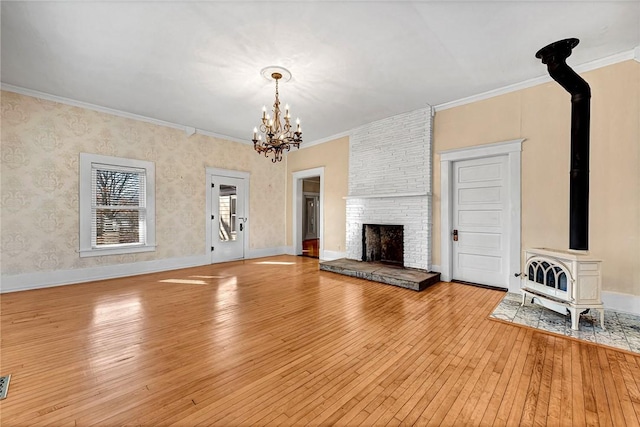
211 215 215 220
453 229 459 241
211 246 214 252
211 183 215 188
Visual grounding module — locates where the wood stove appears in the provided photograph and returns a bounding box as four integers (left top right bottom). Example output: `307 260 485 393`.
521 248 604 330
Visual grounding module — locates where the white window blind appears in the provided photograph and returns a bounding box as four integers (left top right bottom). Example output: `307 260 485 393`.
91 164 147 248
79 153 156 257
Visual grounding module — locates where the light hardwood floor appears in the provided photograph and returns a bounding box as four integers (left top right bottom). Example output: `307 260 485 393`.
1 255 639 426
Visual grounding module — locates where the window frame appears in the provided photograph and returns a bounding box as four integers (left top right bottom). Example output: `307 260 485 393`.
79 153 156 257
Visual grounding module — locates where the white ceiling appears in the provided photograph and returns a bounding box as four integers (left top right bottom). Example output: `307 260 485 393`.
2 1 638 143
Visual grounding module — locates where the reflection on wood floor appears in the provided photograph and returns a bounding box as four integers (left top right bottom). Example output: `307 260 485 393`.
302 238 319 258
1 255 639 426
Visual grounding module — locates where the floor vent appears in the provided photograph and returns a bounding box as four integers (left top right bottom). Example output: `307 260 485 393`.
0 375 11 400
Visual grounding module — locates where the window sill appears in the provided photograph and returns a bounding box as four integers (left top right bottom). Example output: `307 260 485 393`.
79 245 157 258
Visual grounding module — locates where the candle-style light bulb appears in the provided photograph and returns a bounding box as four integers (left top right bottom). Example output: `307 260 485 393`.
253 127 257 140
262 106 266 119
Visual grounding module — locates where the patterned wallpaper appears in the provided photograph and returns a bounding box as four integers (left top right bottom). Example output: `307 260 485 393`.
1 91 285 276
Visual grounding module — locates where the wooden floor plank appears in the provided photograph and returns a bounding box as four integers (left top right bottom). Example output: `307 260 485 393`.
617 352 640 421
557 337 573 425
571 341 587 426
479 327 531 426
597 347 634 427
0 255 638 426
533 334 556 426
588 345 615 426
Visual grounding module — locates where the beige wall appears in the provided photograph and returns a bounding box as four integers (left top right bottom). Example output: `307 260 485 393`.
285 137 349 253
433 60 640 296
1 91 285 276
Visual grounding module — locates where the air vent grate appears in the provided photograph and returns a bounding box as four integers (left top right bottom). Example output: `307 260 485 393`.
0 375 11 400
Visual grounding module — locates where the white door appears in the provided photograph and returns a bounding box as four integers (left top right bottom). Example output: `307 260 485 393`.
452 156 509 288
212 176 246 262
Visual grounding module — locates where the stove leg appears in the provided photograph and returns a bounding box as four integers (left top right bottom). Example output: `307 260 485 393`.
597 308 605 330
568 307 580 331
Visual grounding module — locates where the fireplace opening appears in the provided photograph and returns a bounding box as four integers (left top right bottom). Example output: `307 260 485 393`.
362 224 404 266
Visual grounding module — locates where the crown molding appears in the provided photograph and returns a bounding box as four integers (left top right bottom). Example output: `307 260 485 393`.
298 130 352 150
634 46 640 63
434 48 637 112
0 83 251 145
194 128 249 145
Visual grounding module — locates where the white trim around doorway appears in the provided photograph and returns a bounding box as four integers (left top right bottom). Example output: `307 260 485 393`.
439 139 524 293
292 167 325 259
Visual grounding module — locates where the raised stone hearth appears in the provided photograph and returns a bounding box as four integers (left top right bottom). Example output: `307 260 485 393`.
320 258 440 291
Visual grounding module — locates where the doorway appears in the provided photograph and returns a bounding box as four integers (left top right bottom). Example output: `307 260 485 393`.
439 139 523 292
206 168 250 263
292 167 324 259
302 177 320 258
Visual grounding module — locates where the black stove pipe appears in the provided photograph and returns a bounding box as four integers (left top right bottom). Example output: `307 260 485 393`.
536 38 591 251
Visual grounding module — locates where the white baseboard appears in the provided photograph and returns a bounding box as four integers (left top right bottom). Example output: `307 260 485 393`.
282 246 345 260
0 246 290 293
246 246 288 259
0 254 209 293
602 291 640 316
321 250 347 261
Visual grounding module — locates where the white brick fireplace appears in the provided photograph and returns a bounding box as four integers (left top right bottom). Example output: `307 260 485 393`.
345 107 432 271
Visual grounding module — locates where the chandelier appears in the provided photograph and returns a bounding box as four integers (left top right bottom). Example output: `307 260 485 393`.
252 66 302 162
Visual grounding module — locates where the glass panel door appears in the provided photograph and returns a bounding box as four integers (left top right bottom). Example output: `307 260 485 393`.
212 176 245 262
219 184 237 242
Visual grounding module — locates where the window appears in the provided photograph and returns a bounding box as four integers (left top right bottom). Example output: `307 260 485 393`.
218 184 237 241
79 153 156 257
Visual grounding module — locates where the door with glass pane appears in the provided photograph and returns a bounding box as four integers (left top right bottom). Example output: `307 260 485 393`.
212 176 245 262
